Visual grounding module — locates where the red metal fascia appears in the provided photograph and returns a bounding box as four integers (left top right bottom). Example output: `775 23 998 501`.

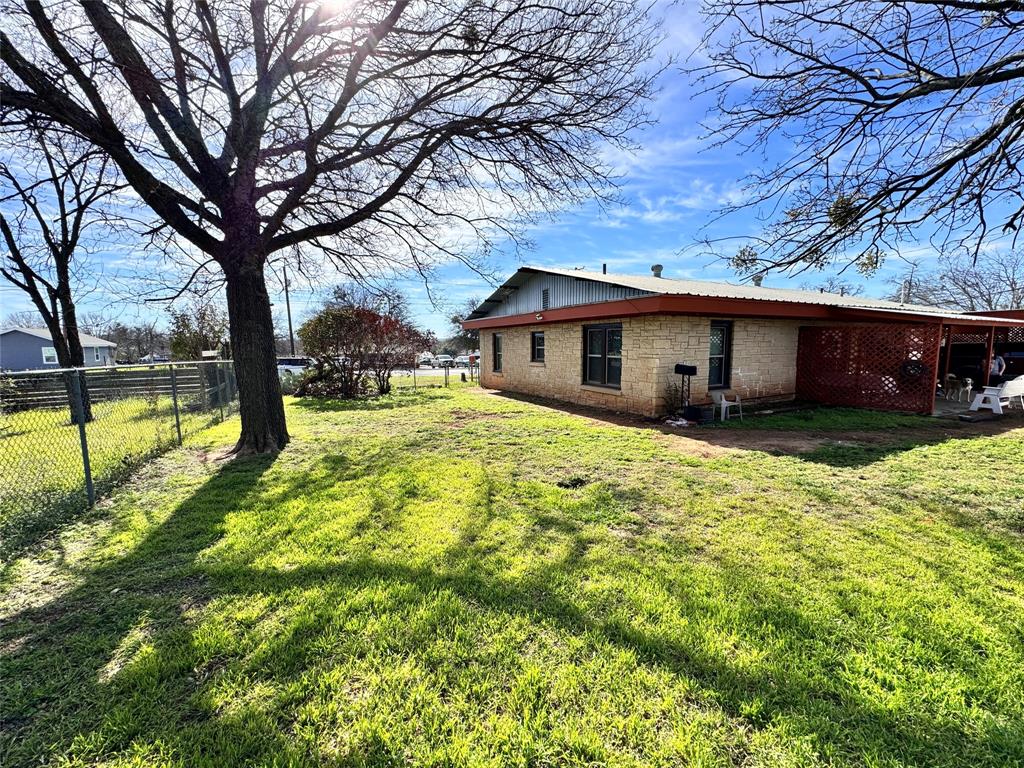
462 294 1024 330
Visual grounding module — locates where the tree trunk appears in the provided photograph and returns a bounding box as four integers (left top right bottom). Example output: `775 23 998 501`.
224 262 289 453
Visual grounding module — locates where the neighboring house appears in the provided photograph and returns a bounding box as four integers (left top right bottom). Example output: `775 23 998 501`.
0 327 117 371
462 266 1024 416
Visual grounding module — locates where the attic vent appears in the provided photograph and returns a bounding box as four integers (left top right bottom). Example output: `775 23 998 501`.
542 288 550 310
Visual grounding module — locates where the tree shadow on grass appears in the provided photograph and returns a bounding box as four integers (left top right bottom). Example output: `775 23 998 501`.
2 447 1023 766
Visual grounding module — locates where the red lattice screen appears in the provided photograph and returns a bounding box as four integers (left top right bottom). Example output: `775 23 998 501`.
796 324 941 413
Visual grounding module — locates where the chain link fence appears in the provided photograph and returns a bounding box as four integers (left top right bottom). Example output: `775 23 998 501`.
0 360 237 561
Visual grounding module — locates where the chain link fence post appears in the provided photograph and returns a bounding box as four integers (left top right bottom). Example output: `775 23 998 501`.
214 363 225 420
69 369 95 507
169 364 183 445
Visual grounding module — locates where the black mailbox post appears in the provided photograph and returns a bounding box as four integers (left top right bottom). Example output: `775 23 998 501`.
673 364 704 421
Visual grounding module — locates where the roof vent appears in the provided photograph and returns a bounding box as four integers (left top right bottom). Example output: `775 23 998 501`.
651 264 663 278
751 275 763 287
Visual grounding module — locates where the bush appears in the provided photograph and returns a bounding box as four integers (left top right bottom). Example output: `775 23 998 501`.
296 293 428 399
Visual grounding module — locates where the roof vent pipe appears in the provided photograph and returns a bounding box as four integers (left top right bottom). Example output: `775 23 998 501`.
651 264 663 278
602 263 607 274
751 274 763 287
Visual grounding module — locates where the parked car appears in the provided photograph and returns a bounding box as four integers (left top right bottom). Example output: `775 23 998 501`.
455 355 471 367
417 353 436 367
277 357 311 377
434 354 455 368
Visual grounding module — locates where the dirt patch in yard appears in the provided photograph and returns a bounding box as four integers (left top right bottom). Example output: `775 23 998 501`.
446 407 520 427
649 415 1022 459
654 430 829 457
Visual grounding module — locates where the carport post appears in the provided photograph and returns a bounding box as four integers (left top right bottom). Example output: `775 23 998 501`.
941 325 953 383
983 325 996 387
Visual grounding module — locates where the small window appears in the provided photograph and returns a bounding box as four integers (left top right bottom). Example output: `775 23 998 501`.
530 332 545 362
41 346 58 365
582 324 622 388
493 333 503 372
94 347 101 362
708 321 733 389
541 288 550 310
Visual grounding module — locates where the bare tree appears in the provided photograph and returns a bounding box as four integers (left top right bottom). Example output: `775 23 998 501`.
81 316 168 363
798 278 865 297
1 0 661 452
0 128 119 419
889 251 1024 311
696 1 1024 276
2 310 41 328
444 296 482 355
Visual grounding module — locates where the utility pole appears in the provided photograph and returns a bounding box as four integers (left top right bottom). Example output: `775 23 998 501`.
284 264 296 355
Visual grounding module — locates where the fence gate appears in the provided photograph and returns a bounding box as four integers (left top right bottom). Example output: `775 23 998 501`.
796 324 940 414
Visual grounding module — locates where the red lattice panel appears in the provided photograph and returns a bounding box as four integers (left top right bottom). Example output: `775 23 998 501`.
950 329 989 346
796 324 941 414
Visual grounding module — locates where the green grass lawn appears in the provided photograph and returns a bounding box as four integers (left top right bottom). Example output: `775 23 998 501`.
2 386 1023 767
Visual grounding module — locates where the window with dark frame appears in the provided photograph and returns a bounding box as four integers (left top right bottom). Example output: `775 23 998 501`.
530 331 545 362
708 320 732 389
582 324 622 388
493 332 503 372
541 288 550 310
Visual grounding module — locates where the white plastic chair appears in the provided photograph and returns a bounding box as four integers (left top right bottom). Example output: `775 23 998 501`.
710 391 743 422
970 375 1024 415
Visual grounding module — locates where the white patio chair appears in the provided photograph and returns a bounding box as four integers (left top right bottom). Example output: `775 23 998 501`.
710 391 743 422
970 375 1024 415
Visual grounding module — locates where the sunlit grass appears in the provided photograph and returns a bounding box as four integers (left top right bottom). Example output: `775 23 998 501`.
1 386 1022 767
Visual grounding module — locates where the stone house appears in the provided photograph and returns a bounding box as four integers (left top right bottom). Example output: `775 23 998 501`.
462 266 1024 416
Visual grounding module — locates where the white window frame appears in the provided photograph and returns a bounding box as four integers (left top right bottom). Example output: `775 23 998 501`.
94 346 101 362
41 346 58 365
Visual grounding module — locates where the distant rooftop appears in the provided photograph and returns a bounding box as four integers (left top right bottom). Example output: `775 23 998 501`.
0 327 117 347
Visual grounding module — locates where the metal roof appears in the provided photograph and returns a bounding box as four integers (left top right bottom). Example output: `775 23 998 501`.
468 266 1023 325
0 327 117 347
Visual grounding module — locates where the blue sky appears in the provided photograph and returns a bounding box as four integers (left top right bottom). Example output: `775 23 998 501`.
290 2 937 337
1 3 936 339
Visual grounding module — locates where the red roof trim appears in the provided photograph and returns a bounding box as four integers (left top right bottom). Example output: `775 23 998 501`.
964 309 1024 320
462 295 1024 330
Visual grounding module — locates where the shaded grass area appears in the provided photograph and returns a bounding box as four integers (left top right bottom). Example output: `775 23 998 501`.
0 397 227 563
2 386 1023 767
714 406 934 431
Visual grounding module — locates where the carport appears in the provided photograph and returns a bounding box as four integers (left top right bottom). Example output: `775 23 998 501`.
796 312 1024 415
